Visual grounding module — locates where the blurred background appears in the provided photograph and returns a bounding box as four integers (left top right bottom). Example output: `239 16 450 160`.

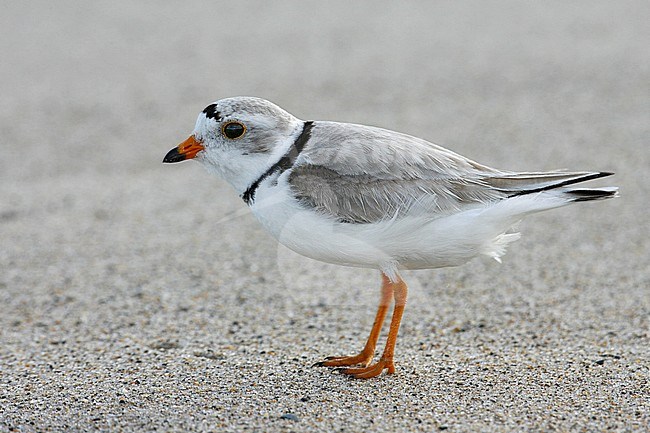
2 0 647 300
0 1 648 431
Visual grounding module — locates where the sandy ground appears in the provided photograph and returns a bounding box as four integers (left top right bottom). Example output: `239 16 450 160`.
1 1 648 432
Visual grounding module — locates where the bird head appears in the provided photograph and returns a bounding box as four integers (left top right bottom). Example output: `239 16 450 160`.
164 97 303 193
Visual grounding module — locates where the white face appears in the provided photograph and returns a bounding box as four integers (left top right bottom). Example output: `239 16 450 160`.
187 97 304 193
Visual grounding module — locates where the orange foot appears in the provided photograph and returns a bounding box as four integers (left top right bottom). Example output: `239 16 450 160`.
312 351 374 368
337 357 395 379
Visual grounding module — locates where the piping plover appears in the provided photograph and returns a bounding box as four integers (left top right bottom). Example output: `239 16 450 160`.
163 97 617 379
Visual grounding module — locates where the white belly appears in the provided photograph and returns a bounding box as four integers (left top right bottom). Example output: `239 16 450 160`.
248 176 523 275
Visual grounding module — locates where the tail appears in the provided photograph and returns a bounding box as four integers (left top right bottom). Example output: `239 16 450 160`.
484 171 619 202
477 171 617 263
561 186 619 202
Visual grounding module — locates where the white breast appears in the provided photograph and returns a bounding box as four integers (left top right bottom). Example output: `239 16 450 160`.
249 174 395 268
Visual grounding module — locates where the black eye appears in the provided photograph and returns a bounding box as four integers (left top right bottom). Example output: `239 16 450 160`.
222 121 246 139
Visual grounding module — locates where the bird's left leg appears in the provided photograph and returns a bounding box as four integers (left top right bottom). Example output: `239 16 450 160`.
338 275 408 378
313 272 393 368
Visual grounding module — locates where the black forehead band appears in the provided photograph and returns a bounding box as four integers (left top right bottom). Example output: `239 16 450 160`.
202 104 222 121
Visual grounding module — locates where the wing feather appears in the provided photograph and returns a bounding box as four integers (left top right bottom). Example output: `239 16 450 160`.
286 121 610 223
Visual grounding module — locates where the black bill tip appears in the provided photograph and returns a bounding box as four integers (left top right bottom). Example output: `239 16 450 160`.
163 147 186 163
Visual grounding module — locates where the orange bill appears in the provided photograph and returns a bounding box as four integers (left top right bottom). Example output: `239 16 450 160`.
163 136 205 163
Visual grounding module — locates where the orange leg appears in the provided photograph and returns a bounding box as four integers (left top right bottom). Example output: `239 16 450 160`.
314 273 394 368
338 275 408 379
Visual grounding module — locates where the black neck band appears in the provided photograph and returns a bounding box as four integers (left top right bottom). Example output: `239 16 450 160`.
241 121 313 204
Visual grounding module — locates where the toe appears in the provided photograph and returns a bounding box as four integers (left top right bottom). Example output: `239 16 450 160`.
337 360 389 379
315 352 373 367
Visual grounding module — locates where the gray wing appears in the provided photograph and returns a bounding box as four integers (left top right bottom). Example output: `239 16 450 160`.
287 121 604 223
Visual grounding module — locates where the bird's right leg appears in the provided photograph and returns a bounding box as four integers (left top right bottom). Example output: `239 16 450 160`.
313 272 393 368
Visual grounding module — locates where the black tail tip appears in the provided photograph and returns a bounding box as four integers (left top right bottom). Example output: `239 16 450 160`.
567 187 619 202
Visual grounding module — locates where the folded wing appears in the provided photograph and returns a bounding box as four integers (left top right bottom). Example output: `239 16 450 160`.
287 121 615 223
